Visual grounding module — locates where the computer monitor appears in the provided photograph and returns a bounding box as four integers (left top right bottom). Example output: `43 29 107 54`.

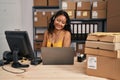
5 31 41 68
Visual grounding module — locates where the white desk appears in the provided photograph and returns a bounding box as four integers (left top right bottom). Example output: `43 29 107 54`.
0 57 109 80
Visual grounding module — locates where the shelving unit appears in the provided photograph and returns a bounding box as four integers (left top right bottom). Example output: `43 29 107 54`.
33 0 60 52
70 18 106 56
71 19 106 43
32 0 107 54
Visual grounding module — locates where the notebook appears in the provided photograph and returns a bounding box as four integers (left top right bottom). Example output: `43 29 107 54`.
41 47 74 65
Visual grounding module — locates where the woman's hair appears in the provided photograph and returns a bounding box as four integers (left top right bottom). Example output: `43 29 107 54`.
48 10 71 34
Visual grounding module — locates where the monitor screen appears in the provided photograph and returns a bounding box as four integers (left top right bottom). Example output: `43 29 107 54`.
5 31 41 68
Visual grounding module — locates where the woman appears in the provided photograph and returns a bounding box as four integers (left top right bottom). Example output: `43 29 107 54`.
42 10 71 47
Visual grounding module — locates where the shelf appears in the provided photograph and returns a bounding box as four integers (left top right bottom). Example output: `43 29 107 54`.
71 40 85 44
34 27 47 28
33 6 59 9
34 40 43 42
71 18 107 22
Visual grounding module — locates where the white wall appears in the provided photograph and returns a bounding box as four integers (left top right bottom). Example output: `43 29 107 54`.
21 0 33 46
0 0 33 59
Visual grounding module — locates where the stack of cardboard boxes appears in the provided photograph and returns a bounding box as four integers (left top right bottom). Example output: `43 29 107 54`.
76 1 91 19
33 0 59 7
62 0 76 19
33 0 59 51
61 0 107 19
33 11 57 50
34 11 57 27
34 33 44 51
85 32 120 80
34 11 48 27
33 0 59 27
91 0 107 19
62 0 91 19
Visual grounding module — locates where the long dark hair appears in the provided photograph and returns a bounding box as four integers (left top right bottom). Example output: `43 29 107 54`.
48 10 71 34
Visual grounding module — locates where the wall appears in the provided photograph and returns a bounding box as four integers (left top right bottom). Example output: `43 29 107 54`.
21 0 33 47
0 0 22 59
0 0 33 59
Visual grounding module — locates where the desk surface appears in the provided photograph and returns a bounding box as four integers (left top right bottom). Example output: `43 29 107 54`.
0 57 109 80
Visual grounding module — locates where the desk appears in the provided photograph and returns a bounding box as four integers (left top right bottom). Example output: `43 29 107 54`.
0 57 109 80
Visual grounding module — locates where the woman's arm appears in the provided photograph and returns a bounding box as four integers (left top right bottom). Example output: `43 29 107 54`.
63 31 71 47
42 31 48 47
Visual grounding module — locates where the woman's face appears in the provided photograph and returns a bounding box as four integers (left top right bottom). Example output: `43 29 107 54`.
54 15 66 30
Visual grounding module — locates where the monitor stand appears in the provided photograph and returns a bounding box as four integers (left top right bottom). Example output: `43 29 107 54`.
12 50 29 68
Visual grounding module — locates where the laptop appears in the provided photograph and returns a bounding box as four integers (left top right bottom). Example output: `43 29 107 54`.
41 47 74 65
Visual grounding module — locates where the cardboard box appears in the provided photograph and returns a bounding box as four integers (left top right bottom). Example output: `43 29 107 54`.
86 55 120 80
48 0 59 7
34 11 48 27
85 40 120 51
33 0 47 6
35 33 44 41
46 11 56 25
62 1 76 10
92 1 107 10
34 42 42 51
107 0 120 32
87 32 120 42
76 10 90 19
76 43 85 54
65 10 75 19
107 0 120 18
92 10 106 19
85 47 120 58
76 1 91 10
107 15 120 32
91 0 107 1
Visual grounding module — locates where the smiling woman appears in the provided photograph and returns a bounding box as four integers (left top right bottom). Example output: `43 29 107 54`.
42 10 71 47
